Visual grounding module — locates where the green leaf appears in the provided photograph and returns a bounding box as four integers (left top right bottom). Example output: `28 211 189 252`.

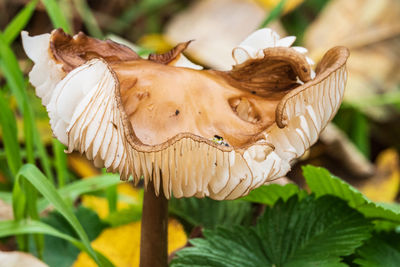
172 195 372 267
303 165 400 222
303 165 368 207
169 197 252 230
354 236 400 267
104 205 142 227
241 183 306 205
3 0 39 44
36 206 107 267
258 196 371 267
0 90 22 177
41 0 73 34
12 164 111 267
0 219 113 266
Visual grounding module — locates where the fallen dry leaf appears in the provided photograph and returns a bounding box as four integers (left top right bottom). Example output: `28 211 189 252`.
165 0 285 70
82 183 141 219
72 219 187 267
304 0 400 120
360 148 400 202
68 152 101 178
0 199 13 221
0 251 48 267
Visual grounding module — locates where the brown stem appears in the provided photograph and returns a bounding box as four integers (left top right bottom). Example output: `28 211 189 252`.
140 181 168 267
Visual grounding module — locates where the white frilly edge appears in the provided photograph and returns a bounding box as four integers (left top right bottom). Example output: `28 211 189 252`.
22 31 346 200
233 28 316 79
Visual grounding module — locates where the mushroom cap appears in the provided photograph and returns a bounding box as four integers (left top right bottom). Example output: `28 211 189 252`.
22 28 349 200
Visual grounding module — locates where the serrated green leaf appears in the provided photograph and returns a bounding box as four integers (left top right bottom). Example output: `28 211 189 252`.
169 197 252 230
172 195 372 267
354 236 400 267
241 183 306 205
358 202 400 223
303 165 367 207
303 165 400 222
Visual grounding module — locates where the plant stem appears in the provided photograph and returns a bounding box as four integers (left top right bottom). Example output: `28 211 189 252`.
140 180 168 267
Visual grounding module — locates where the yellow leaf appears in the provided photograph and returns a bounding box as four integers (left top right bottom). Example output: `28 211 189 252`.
137 34 172 54
67 153 100 178
360 148 400 202
72 219 187 267
82 183 141 219
256 0 304 13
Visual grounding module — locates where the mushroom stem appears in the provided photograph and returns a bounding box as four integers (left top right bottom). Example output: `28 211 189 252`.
140 180 168 267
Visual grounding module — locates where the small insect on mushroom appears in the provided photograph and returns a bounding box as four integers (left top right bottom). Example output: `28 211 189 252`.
211 135 230 147
22 28 349 200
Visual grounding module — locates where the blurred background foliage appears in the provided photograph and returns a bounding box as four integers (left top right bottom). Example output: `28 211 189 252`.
0 0 399 266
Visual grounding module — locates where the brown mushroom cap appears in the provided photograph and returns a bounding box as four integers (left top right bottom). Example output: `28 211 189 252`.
22 29 349 200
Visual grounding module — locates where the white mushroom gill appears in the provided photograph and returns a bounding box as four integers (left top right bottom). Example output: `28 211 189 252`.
22 28 349 200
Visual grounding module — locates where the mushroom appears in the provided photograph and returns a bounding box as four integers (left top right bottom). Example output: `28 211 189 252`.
21 28 349 200
22 28 349 267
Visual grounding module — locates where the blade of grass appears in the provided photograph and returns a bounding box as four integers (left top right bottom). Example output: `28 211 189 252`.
0 219 114 266
106 185 118 214
0 90 22 178
72 0 103 38
351 110 370 158
259 0 288 28
107 0 173 34
52 139 67 188
13 164 104 266
0 37 43 256
38 174 121 211
41 0 73 34
25 180 43 258
0 174 122 209
0 32 53 181
3 0 39 45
